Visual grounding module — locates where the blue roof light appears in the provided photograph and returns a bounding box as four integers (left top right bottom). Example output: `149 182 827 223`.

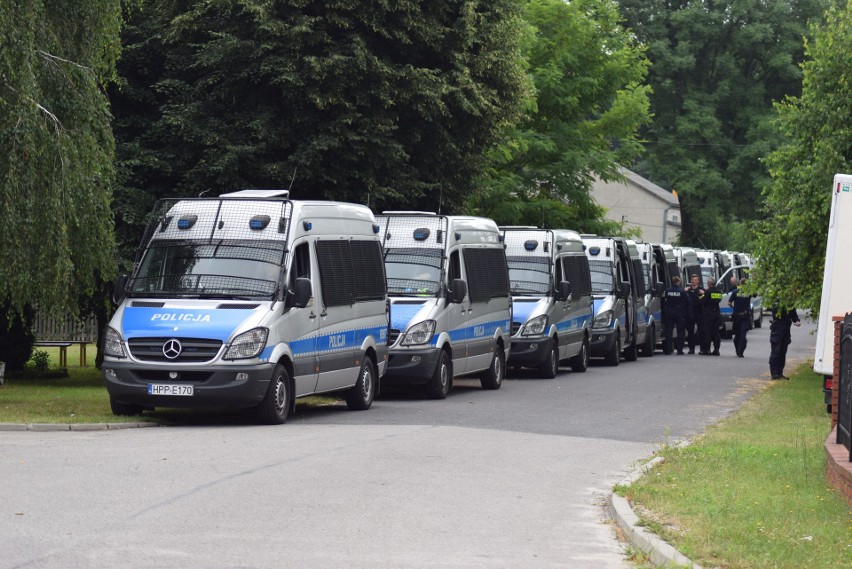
249 215 271 230
589 246 601 256
413 228 431 241
524 240 538 251
177 215 198 230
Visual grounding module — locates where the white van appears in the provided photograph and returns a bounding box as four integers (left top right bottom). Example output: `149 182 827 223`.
501 227 593 377
377 212 512 398
582 236 649 365
103 190 389 424
637 242 678 350
674 247 702 286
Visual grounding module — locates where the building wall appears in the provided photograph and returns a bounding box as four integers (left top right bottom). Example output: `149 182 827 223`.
591 172 681 244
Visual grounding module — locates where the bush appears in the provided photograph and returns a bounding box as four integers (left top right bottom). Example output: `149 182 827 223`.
28 350 50 372
0 302 35 372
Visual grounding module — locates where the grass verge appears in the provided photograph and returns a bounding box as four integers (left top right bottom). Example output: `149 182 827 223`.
0 344 340 424
624 362 852 568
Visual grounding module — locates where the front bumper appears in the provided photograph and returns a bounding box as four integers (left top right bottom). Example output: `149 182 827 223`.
589 329 617 357
507 336 553 367
103 360 275 409
382 347 443 386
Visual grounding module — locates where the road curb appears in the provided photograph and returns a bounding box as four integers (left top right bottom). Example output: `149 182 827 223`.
0 422 158 431
609 454 702 569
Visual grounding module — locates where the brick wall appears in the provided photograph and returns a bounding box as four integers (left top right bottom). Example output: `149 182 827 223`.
826 316 852 506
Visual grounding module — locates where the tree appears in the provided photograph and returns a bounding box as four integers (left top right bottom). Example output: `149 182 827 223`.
748 0 852 315
111 0 531 250
618 0 827 248
0 1 121 368
466 0 652 235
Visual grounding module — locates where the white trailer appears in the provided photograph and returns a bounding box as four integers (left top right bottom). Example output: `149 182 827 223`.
814 173 852 378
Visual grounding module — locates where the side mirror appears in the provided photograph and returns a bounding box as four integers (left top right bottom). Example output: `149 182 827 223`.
112 274 128 305
556 281 572 302
293 278 313 308
450 279 467 303
655 282 665 297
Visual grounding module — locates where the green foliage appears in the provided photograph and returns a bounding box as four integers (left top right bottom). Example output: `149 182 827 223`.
111 0 531 255
0 0 121 317
468 0 652 233
28 350 50 373
750 0 852 314
619 0 828 248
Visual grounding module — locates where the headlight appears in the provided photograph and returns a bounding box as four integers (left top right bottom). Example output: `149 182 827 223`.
522 315 548 336
224 328 269 360
401 320 436 346
103 326 126 358
593 310 613 329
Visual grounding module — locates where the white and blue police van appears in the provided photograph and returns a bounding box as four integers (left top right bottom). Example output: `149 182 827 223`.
674 246 702 287
582 236 648 365
636 241 678 355
501 227 593 377
103 190 389 424
376 212 511 399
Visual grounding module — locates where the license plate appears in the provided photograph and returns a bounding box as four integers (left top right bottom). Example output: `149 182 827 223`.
147 383 194 396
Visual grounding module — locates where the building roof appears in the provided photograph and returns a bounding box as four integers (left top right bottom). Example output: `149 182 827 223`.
620 167 679 206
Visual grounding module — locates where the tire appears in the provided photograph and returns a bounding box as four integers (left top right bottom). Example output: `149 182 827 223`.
480 344 505 390
537 339 559 379
345 357 376 410
110 397 143 417
640 324 655 357
604 333 621 367
425 349 452 399
754 311 763 328
569 335 590 373
257 364 291 425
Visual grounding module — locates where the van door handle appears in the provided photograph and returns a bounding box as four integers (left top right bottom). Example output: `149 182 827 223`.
309 312 317 319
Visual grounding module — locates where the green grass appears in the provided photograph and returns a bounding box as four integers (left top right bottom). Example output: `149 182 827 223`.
625 362 852 568
0 344 340 424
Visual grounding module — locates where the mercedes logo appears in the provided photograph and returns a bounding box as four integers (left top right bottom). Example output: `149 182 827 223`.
162 339 182 360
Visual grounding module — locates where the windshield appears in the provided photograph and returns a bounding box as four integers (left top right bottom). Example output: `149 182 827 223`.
507 256 550 296
384 248 442 296
701 267 713 281
588 260 615 295
130 239 285 298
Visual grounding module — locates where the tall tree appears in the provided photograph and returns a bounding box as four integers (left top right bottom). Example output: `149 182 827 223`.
111 0 531 251
0 2 121 346
749 0 852 315
618 0 827 248
466 0 652 234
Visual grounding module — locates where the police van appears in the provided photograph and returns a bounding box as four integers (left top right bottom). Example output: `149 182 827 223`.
377 212 511 398
674 246 702 286
103 190 389 424
637 241 678 352
582 236 649 365
501 227 593 377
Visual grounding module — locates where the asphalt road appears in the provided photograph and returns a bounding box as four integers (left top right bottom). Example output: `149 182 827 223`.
0 316 817 569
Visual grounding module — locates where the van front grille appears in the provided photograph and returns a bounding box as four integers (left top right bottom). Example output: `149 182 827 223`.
128 337 223 363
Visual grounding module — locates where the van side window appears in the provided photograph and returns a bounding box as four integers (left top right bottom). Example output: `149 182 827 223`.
286 242 311 307
464 248 510 303
563 256 592 298
448 250 461 284
554 256 563 285
632 259 647 296
315 240 387 306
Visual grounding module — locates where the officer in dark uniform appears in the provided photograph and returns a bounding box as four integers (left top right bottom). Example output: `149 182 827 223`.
769 301 801 379
700 277 723 355
728 278 752 357
685 274 704 354
662 276 691 355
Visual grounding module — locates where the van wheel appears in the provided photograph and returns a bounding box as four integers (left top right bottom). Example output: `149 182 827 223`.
425 350 452 399
257 364 291 425
569 336 590 373
538 340 559 379
640 324 655 357
346 358 376 410
754 312 763 328
110 397 144 417
480 344 505 390
605 333 620 366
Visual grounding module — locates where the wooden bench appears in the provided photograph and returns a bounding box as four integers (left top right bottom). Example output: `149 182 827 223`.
33 341 89 368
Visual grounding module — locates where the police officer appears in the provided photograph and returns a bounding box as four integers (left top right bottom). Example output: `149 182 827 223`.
728 277 752 357
685 274 704 354
662 276 690 355
769 301 801 379
700 277 723 355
